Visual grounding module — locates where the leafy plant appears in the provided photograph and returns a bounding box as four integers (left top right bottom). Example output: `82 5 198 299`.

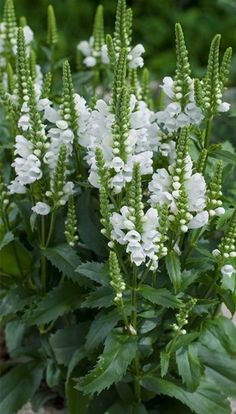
0 0 235 413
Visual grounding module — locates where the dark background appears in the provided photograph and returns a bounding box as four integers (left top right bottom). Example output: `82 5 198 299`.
1 0 236 84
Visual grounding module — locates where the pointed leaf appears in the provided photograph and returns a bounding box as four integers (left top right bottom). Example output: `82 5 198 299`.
139 285 181 309
165 252 182 292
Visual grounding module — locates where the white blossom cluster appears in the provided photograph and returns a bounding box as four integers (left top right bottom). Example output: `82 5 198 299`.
148 155 209 231
80 94 159 193
110 206 166 268
156 76 204 132
77 37 109 67
78 37 145 70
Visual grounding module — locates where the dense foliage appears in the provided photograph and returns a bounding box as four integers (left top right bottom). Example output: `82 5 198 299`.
0 0 236 413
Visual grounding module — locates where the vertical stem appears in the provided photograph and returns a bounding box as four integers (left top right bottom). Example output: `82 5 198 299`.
204 116 213 150
45 211 56 247
131 265 141 402
41 215 47 290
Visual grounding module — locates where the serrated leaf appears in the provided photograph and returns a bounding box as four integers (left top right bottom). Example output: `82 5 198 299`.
0 362 43 414
0 287 34 319
5 320 25 357
139 285 181 309
77 333 138 395
166 332 199 354
176 344 202 391
85 309 121 351
165 252 182 292
24 281 81 325
0 232 14 251
141 375 231 414
42 244 81 283
76 261 109 286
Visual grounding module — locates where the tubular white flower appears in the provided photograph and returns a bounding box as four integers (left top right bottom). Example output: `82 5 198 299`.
127 44 145 69
32 202 51 215
221 264 235 278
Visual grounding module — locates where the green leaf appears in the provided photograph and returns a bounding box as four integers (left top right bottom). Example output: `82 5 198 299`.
5 320 25 357
0 287 34 320
209 149 236 165
165 252 182 292
46 359 61 388
141 375 231 414
66 379 90 414
139 285 181 309
76 261 109 286
85 309 120 351
81 286 114 309
50 323 88 366
0 362 43 414
77 333 138 395
167 332 199 354
24 281 81 325
42 244 81 284
0 232 14 251
176 344 202 391
160 351 170 377
77 190 107 256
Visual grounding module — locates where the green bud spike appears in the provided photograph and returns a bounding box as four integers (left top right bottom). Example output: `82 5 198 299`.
0 170 10 228
62 60 78 133
174 23 191 108
95 147 110 192
27 78 46 145
93 5 105 51
19 16 27 27
112 48 127 111
6 62 15 93
112 86 130 162
3 0 17 62
95 147 112 237
128 68 140 99
41 72 52 98
194 78 204 109
197 148 208 174
219 209 236 259
126 8 133 46
16 27 30 106
129 163 143 234
51 144 67 204
114 0 128 51
141 68 151 105
204 34 221 116
219 47 232 90
207 161 223 212
65 197 78 247
47 4 58 46
106 34 116 67
109 251 126 304
29 49 37 81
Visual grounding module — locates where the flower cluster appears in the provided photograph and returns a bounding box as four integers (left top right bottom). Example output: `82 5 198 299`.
149 128 209 233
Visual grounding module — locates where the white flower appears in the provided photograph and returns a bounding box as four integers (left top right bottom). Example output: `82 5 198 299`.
221 264 235 277
127 44 145 69
32 202 50 215
12 154 42 185
23 25 34 45
185 173 207 212
18 114 31 131
188 211 209 229
148 168 172 206
8 178 26 194
161 76 174 99
218 102 230 112
77 38 93 56
84 56 97 67
101 44 109 64
14 135 33 158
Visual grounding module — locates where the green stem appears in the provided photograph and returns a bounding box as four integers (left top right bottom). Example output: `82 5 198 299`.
45 211 56 247
41 215 47 290
204 116 213 150
131 265 141 402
